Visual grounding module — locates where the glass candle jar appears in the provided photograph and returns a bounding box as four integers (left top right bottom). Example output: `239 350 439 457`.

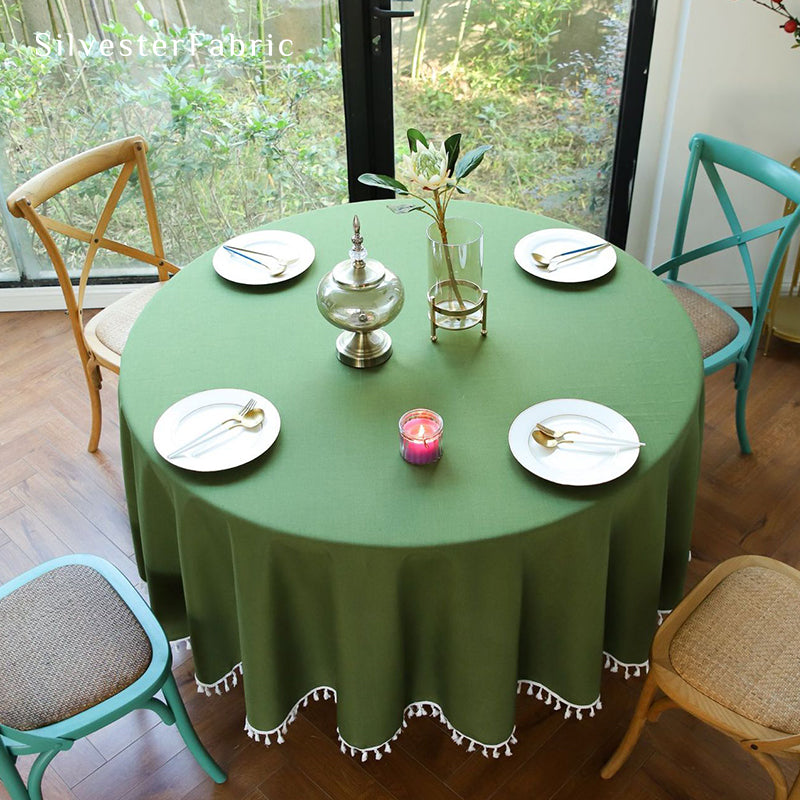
399 409 443 465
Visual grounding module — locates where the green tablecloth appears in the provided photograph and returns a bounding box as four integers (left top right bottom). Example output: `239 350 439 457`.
119 200 703 756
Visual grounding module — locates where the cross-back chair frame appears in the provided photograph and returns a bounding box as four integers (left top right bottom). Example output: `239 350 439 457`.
0 554 224 800
602 555 800 800
6 136 178 452
653 134 800 453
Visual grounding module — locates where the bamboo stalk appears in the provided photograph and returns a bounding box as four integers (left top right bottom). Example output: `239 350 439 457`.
159 0 170 32
86 0 104 38
257 0 267 88
46 0 61 38
77 0 92 37
0 0 16 43
451 0 472 71
53 0 92 100
17 2 31 45
174 0 190 28
411 0 430 81
0 9 8 45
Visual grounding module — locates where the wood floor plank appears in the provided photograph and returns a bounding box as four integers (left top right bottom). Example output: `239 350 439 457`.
0 753 80 800
0 490 22 523
0 506 73 563
85 708 162 762
0 457 36 495
116 748 209 800
24 442 134 556
0 540 37 582
71 721 189 800
50 737 107 789
9 473 140 586
258 763 336 800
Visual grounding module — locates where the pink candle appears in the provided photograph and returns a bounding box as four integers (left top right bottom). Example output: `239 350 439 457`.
399 409 443 465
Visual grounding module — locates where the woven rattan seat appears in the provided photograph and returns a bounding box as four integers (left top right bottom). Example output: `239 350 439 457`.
667 283 739 359
0 564 152 730
670 566 800 734
87 281 162 360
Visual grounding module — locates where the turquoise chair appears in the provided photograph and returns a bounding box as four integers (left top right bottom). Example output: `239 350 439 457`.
0 555 225 800
654 133 800 454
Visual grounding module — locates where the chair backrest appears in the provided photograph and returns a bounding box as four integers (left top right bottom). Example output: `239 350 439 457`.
659 134 800 360
5 136 178 324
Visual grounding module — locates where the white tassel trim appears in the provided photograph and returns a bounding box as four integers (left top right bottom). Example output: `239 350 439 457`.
195 662 242 696
335 702 517 762
516 680 601 720
603 651 649 679
207 655 666 757
244 685 338 746
169 636 192 653
244 690 517 761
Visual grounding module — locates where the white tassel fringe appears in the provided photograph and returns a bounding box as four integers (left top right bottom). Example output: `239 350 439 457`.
195 662 242 696
603 651 649 679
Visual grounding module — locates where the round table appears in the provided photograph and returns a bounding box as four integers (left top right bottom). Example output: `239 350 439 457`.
119 200 703 758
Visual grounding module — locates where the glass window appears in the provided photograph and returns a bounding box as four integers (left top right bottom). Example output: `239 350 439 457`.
0 1 347 283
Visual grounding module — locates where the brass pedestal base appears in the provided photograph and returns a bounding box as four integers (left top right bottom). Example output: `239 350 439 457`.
336 330 392 368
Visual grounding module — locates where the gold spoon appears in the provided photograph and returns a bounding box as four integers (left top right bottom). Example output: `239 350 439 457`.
532 427 645 449
169 407 265 458
531 242 610 271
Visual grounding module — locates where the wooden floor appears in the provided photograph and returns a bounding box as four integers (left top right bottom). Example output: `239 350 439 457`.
1 309 800 800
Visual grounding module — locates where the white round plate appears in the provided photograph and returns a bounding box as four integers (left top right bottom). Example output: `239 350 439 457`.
508 398 640 486
514 228 616 283
213 230 315 285
154 388 280 472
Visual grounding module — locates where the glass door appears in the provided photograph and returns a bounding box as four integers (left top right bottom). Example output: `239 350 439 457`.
388 0 647 242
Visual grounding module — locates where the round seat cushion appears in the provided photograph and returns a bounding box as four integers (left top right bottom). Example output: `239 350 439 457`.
0 565 153 731
666 282 739 359
670 566 800 734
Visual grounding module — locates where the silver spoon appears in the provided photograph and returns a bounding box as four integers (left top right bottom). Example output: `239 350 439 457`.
531 242 610 271
222 245 289 277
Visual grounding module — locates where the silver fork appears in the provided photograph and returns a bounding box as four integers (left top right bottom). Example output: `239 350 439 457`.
168 398 256 458
222 245 296 275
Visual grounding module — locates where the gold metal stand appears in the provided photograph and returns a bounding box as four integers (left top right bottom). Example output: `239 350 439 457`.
428 281 487 343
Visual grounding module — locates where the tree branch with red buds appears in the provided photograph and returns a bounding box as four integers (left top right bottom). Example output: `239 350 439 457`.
743 0 800 43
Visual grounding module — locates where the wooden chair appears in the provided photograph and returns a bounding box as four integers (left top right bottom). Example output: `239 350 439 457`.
602 555 800 800
653 134 800 453
6 136 178 452
763 156 800 356
0 554 225 800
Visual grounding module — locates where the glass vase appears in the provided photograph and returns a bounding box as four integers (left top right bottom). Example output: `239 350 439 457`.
427 217 487 340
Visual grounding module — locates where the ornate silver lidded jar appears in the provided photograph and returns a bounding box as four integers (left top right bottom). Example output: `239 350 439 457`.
316 215 404 368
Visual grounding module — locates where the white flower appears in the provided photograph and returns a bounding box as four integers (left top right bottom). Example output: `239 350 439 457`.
399 141 454 193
